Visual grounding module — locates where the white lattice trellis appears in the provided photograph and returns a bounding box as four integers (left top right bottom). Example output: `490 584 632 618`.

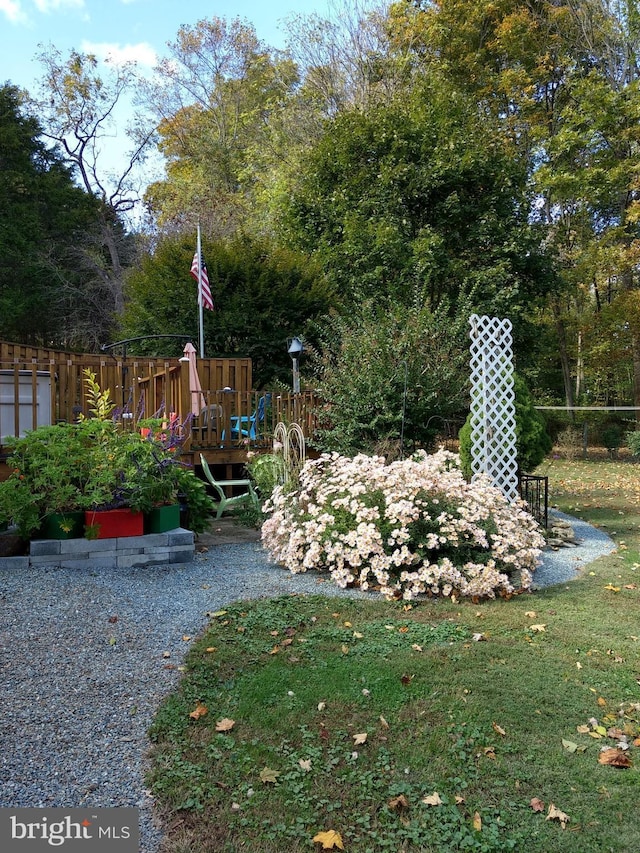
469 314 518 502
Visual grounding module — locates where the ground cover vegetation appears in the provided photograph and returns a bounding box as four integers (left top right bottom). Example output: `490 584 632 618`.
147 456 640 852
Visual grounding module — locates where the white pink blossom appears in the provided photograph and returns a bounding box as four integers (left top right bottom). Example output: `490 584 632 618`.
261 449 544 600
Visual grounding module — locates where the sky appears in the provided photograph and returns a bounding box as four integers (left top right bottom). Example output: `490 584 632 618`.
0 0 338 203
0 0 335 95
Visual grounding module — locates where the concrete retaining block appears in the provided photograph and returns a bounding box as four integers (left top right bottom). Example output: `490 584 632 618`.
61 538 120 554
0 556 30 570
28 555 63 567
0 528 195 570
168 530 194 546
30 540 62 556
169 548 195 564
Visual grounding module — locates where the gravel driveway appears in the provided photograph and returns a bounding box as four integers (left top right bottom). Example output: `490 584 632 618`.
0 515 616 851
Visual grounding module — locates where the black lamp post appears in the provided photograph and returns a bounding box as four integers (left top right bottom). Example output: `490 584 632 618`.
287 337 304 393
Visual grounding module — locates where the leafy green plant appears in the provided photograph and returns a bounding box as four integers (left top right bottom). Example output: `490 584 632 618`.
229 452 289 530
0 419 113 537
0 371 213 537
626 428 640 457
246 452 286 500
310 300 469 456
600 423 623 457
174 465 214 534
80 367 115 420
458 374 552 479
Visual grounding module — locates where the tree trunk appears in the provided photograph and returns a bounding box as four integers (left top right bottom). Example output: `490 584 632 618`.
552 302 575 411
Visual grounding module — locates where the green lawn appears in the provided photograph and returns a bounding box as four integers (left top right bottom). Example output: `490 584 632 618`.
147 457 640 852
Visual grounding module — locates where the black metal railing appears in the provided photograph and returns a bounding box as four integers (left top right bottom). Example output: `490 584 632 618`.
519 474 548 528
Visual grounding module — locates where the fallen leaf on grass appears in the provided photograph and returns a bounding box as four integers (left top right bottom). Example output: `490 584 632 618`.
577 725 590 734
530 797 545 813
607 727 625 739
353 732 368 745
604 584 621 592
422 792 443 806
473 812 482 831
562 739 578 753
492 722 507 737
205 647 217 653
379 715 389 729
483 746 496 760
546 803 570 828
299 759 312 772
472 632 486 642
215 718 235 732
260 767 281 784
529 624 546 632
598 748 632 768
388 794 409 811
189 703 208 720
524 611 536 618
312 829 344 850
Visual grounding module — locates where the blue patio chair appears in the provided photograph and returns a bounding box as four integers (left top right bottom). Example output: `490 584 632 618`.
229 393 271 441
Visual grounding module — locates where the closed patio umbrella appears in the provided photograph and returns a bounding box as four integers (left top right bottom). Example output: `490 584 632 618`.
183 342 205 416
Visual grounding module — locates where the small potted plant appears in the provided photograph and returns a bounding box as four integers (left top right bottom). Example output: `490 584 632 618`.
0 370 214 542
0 420 106 539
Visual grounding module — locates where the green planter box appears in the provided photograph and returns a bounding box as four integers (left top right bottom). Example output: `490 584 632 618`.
39 511 85 540
144 503 181 534
84 508 144 539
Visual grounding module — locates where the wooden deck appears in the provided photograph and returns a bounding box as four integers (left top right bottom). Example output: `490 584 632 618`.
0 341 320 481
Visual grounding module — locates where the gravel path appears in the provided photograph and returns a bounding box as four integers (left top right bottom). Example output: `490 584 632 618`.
0 515 616 851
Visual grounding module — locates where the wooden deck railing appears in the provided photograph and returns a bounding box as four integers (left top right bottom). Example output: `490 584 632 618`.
187 390 320 453
0 343 320 473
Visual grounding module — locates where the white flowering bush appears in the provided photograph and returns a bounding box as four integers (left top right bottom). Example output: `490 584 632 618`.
261 449 545 600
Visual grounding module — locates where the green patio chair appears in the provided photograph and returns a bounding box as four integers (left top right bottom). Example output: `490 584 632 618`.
199 454 259 519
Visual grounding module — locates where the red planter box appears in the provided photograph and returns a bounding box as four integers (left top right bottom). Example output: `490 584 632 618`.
84 508 144 539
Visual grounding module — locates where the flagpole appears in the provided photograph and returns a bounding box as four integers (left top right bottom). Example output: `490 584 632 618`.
196 223 205 358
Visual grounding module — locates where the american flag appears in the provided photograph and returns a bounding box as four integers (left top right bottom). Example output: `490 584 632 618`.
190 250 214 311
